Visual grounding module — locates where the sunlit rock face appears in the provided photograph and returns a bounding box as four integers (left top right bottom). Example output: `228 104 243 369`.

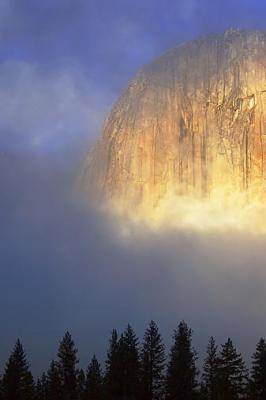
82 30 266 229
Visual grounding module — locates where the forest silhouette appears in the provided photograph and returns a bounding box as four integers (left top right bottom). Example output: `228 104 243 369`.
0 320 265 400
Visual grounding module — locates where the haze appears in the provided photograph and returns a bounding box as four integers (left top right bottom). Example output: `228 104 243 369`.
1 0 266 377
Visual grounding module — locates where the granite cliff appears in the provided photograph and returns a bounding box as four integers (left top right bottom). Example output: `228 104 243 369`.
82 30 266 223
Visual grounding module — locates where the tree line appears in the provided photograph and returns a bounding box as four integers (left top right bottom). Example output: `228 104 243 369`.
0 320 266 400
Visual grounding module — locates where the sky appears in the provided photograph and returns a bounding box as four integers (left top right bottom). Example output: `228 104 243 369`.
1 0 266 377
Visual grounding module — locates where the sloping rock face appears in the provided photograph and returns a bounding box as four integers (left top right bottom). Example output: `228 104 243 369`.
82 30 266 221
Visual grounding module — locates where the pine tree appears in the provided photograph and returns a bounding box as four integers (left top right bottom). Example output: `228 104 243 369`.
201 337 219 400
22 371 35 400
41 373 48 399
35 379 43 400
35 373 48 400
85 356 102 400
46 360 62 400
217 338 247 400
122 324 141 400
105 329 123 400
166 321 198 400
249 338 266 400
0 378 3 400
35 378 45 400
77 369 86 400
140 320 165 400
57 331 79 400
2 339 35 400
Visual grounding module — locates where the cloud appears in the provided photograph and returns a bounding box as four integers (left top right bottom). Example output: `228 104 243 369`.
0 61 114 155
1 0 266 160
1 155 266 375
2 0 266 379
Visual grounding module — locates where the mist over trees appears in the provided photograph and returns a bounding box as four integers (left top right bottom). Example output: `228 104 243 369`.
0 321 265 400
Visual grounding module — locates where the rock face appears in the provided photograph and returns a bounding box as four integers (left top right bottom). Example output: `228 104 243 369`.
82 30 266 221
